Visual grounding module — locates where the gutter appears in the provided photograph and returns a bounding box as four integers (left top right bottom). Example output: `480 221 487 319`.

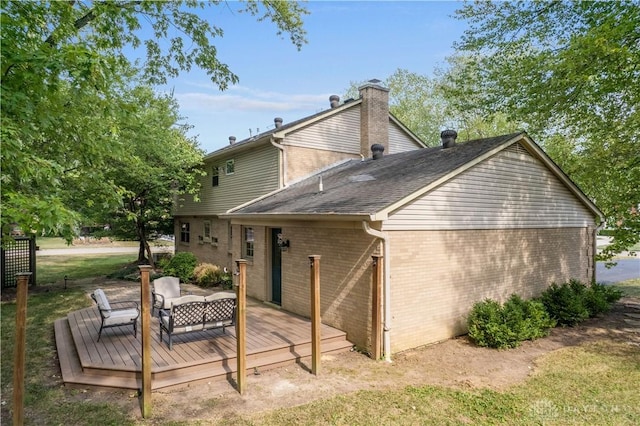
270 137 287 187
362 221 392 362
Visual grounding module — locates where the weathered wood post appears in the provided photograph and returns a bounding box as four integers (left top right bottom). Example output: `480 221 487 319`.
371 255 383 360
12 272 31 426
309 255 321 375
138 265 152 418
235 259 247 394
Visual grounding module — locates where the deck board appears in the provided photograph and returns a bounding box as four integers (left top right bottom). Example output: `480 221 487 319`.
56 298 353 390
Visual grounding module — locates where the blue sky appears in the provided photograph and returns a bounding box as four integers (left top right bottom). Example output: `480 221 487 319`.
160 1 467 153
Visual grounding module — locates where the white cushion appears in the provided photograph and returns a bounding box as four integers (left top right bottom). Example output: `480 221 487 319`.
93 289 112 317
204 291 236 302
103 309 138 326
171 295 205 307
153 277 181 299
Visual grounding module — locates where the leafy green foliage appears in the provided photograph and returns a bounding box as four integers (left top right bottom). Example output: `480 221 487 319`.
468 294 555 349
451 1 640 259
162 252 197 282
539 279 623 326
1 1 307 244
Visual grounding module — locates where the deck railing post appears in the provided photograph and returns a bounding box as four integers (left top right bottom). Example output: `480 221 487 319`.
12 272 31 426
139 265 152 418
309 255 321 375
371 255 383 360
235 259 247 394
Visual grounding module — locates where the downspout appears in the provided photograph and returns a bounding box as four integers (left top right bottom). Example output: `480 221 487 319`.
593 214 606 283
362 221 392 362
270 138 287 187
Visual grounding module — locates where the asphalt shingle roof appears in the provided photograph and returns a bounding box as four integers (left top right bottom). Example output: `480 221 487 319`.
231 132 524 216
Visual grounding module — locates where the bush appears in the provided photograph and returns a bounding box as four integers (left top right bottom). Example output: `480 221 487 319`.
193 263 223 287
162 252 197 282
468 294 556 349
585 282 623 316
539 281 590 326
539 279 623 326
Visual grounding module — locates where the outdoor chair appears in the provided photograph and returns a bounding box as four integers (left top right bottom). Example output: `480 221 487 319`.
152 276 182 316
91 289 140 341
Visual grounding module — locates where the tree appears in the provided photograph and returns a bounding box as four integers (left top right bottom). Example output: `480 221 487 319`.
345 68 518 146
451 1 640 259
1 1 308 243
87 87 204 266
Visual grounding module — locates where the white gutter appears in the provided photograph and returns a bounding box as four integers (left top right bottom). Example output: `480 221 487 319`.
270 137 287 187
362 221 392 362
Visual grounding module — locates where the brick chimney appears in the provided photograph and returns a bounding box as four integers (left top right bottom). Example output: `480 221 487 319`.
359 79 389 158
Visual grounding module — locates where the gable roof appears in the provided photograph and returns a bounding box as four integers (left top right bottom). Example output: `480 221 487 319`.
203 99 363 160
225 132 603 223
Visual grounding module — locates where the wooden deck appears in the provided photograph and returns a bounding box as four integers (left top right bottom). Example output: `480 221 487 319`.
54 299 353 391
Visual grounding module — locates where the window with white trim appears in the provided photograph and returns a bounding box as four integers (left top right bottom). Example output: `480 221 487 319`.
203 221 211 243
225 159 235 175
212 166 219 186
179 222 190 243
242 226 254 258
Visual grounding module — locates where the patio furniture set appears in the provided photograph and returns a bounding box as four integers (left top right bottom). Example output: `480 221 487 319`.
91 277 237 349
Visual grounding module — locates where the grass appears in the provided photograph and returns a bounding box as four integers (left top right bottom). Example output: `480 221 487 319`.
1 289 132 425
36 254 135 285
2 257 639 425
614 278 640 298
226 342 640 426
36 237 172 249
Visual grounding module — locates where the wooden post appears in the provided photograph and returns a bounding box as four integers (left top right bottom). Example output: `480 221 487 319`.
12 272 31 426
235 259 247 394
309 255 321 375
371 255 383 360
138 265 152 418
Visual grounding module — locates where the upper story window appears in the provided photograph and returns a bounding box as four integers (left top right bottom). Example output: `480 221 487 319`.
180 222 190 243
212 166 219 187
242 226 254 258
225 159 235 175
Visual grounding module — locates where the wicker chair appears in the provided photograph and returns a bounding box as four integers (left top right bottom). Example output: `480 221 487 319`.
91 289 140 341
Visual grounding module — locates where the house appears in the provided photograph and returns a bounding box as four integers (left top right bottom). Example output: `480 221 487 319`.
174 81 603 359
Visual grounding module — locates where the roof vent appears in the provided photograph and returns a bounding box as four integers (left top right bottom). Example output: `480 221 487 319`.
329 95 340 108
371 143 385 160
274 117 283 128
440 129 457 149
229 136 236 145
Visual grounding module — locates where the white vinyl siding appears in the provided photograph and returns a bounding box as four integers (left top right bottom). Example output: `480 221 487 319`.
388 121 422 153
175 144 280 215
284 107 361 154
383 143 595 231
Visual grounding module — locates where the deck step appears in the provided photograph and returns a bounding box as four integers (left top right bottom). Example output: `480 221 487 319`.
55 310 354 392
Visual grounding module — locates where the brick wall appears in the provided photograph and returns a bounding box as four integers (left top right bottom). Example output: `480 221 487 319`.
278 226 379 350
359 82 389 157
388 227 591 353
174 217 233 271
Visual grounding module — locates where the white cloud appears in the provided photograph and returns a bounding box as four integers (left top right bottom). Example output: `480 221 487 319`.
173 85 333 113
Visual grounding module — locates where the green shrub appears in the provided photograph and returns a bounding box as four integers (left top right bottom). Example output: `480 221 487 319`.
539 279 623 326
162 252 197 282
468 294 556 349
584 282 623 316
539 281 590 326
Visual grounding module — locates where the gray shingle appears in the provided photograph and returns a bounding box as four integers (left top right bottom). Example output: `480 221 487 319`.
231 132 523 216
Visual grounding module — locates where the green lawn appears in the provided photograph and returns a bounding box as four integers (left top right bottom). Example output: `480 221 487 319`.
615 278 640 298
36 237 172 249
36 254 135 285
2 260 639 425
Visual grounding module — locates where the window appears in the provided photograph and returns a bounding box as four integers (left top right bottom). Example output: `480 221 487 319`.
242 227 254 258
225 159 235 175
180 222 190 243
203 221 211 243
212 166 219 187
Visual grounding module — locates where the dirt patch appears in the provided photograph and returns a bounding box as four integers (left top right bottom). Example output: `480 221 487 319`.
6 279 640 424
